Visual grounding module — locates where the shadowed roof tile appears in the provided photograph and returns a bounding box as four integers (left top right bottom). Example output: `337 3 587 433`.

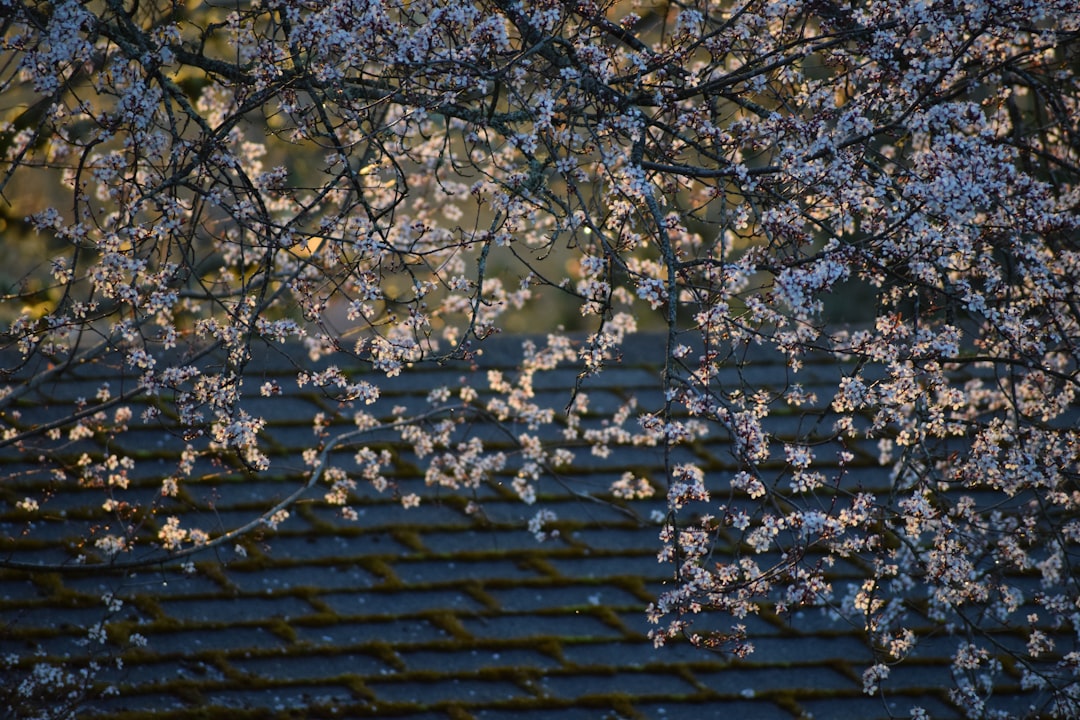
0 336 1066 720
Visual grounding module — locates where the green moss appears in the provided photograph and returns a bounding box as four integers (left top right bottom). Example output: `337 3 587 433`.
264 616 297 643
364 639 406 671
518 556 560 578
123 588 165 621
463 581 499 611
771 689 808 716
586 605 629 634
104 618 143 646
193 560 237 592
224 548 274 572
292 502 324 529
342 675 376 702
423 610 471 641
300 592 334 616
671 663 705 691
169 682 207 706
607 574 651 603
389 527 426 553
822 656 859 681
356 557 402 588
578 692 643 718
231 537 259 560
444 706 473 720
533 636 566 663
30 571 66 596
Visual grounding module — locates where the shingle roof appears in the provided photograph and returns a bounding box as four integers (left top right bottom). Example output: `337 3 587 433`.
0 335 1067 719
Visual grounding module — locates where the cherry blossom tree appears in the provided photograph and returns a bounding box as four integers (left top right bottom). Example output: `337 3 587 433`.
2 0 1079 716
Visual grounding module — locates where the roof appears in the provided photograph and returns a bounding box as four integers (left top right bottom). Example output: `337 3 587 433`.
0 335 1066 719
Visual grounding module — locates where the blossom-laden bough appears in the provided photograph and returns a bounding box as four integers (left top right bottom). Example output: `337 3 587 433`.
1 0 1079 716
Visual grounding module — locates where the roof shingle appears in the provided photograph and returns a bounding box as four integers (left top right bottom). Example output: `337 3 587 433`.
0 336 1071 719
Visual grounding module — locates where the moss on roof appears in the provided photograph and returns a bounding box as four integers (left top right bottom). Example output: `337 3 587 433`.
0 338 1065 720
